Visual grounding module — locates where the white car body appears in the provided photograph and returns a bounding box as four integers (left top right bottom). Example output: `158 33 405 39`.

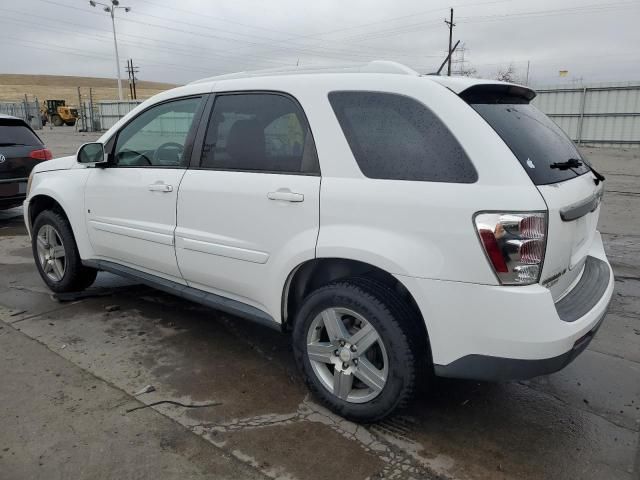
24 61 613 383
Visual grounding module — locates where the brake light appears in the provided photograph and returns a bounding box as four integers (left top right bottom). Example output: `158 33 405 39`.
474 212 547 285
30 149 53 161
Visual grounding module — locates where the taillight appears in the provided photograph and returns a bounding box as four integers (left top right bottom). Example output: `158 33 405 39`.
474 212 547 285
30 149 53 161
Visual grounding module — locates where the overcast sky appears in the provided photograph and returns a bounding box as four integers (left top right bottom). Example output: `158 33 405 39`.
1 0 639 86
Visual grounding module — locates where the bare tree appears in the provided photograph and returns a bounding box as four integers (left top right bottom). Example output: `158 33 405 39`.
457 65 478 77
495 63 521 83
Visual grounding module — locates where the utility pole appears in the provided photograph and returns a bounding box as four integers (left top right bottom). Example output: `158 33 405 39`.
525 60 531 85
110 6 123 100
126 58 139 100
77 87 83 131
89 1 131 101
437 40 460 75
445 8 455 76
126 59 133 100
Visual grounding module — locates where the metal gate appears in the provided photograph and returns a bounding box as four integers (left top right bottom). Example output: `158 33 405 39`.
97 101 142 130
0 100 42 130
533 82 640 147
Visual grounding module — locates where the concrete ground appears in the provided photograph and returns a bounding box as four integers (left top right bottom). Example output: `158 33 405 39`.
0 130 638 480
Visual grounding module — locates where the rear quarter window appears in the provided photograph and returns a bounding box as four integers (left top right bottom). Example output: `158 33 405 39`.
328 91 477 183
0 119 42 146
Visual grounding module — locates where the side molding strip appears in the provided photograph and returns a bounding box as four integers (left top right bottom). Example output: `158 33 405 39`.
83 259 280 331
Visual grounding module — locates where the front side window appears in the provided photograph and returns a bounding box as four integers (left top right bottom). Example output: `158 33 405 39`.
113 97 202 167
200 93 318 174
328 91 477 183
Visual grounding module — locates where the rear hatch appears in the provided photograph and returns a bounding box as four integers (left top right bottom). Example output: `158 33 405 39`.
0 117 46 181
460 84 602 300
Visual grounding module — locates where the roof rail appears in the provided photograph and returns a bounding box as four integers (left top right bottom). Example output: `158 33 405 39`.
189 60 419 84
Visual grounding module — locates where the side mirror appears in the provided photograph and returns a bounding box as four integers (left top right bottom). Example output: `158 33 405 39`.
77 142 107 166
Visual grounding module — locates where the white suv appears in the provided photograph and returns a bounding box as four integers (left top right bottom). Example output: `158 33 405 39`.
24 62 614 421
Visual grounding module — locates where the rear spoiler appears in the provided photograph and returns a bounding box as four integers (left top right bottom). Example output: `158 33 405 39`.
458 84 536 104
426 76 536 104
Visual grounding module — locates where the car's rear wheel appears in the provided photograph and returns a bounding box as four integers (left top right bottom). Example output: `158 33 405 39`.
292 280 417 422
32 210 97 293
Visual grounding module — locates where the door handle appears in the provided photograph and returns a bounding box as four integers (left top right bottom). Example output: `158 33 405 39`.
148 183 173 192
267 190 304 202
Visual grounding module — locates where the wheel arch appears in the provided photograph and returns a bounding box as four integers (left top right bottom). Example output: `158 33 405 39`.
27 194 88 258
282 258 430 348
29 194 69 228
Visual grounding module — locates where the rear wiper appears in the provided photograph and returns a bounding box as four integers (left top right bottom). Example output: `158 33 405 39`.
0 142 26 146
550 158 582 170
550 157 605 185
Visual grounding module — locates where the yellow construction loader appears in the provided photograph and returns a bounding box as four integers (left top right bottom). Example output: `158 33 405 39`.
41 100 78 127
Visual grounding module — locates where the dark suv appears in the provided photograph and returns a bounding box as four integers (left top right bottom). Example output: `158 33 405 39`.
0 114 51 210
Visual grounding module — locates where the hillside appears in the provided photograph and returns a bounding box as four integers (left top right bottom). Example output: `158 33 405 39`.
0 74 178 105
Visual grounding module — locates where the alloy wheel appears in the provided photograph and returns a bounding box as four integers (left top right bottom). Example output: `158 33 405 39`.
306 307 389 404
36 224 66 282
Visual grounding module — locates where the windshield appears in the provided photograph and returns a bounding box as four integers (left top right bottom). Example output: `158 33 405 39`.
470 103 590 185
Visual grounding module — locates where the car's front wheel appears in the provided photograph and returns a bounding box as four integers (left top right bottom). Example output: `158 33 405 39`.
293 280 417 422
32 210 97 293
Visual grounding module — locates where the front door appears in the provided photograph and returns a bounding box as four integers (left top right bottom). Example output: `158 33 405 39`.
85 96 204 281
176 92 321 318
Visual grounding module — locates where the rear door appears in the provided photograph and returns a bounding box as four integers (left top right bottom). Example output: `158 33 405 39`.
0 118 47 202
85 96 204 281
175 92 320 316
468 94 602 299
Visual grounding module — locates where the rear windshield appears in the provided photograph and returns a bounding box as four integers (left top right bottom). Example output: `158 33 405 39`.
468 102 589 185
328 91 477 183
0 119 42 146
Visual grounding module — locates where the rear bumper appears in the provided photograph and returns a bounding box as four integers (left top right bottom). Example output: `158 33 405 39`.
398 231 614 381
433 307 608 381
0 178 28 208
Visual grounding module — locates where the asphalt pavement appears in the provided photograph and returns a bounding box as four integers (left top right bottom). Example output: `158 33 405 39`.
0 130 638 479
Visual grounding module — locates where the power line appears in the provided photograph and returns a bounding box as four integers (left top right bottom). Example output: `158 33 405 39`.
0 8 291 68
325 0 638 43
31 0 439 62
0 35 216 76
25 0 638 66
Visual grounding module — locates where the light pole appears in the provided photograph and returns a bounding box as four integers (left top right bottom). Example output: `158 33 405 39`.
89 0 131 101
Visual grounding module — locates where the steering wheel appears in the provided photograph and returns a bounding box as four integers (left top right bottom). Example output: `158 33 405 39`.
153 142 184 165
118 149 152 166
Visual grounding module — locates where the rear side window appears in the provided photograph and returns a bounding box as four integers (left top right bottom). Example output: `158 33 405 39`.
200 93 319 174
0 119 42 146
328 91 477 183
464 87 589 185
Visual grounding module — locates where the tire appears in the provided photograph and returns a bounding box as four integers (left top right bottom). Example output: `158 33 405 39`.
32 210 97 293
348 277 434 387
52 115 63 127
65 120 76 127
292 280 417 422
